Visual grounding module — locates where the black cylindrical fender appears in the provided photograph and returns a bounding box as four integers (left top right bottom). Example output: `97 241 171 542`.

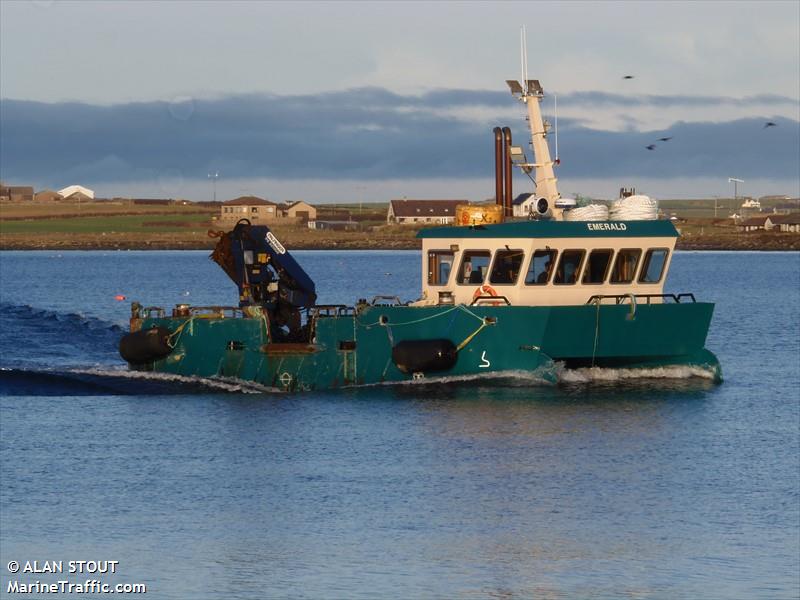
119 327 173 365
391 339 457 374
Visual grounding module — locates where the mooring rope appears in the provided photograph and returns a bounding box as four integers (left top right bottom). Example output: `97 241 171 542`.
356 304 484 329
166 313 229 349
167 317 194 348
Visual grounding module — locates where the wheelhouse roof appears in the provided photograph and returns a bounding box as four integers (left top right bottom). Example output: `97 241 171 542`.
416 219 679 239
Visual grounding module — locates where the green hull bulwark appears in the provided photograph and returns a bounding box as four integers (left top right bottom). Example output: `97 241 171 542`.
136 302 720 390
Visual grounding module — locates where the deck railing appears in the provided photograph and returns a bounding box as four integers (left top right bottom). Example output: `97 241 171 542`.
586 293 696 305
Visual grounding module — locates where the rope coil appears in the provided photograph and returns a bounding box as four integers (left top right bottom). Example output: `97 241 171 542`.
609 195 658 220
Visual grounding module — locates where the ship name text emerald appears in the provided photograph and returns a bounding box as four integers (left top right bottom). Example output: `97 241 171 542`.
587 223 627 231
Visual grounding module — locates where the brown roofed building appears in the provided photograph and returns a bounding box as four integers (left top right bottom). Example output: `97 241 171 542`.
738 216 772 232
0 185 34 202
772 214 800 233
220 196 278 222
278 200 317 222
34 190 64 202
387 199 465 224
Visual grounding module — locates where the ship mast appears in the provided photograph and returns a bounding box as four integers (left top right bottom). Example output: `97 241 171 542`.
506 79 561 204
506 28 561 206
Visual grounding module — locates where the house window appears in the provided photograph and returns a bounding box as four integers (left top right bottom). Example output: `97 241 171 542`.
251 207 258 213
582 249 613 284
610 249 642 283
639 249 669 283
490 250 525 285
428 251 454 285
457 250 491 284
554 250 586 285
525 249 557 285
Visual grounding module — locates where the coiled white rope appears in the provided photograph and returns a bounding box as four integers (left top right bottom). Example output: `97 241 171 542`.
609 194 658 220
563 204 609 221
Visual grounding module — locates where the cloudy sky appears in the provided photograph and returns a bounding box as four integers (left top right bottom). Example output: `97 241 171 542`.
1 0 798 203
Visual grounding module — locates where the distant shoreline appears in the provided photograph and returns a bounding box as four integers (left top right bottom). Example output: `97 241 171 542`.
1 236 798 252
2 199 798 251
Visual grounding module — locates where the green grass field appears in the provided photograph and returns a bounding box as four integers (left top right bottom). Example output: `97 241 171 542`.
0 213 212 234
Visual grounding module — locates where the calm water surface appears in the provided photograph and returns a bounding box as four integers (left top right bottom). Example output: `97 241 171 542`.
0 250 798 599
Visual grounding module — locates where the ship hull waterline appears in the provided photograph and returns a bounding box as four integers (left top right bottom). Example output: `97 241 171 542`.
130 302 721 391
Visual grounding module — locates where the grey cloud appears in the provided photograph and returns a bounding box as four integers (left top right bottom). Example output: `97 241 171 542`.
559 91 799 108
340 88 799 109
1 89 797 188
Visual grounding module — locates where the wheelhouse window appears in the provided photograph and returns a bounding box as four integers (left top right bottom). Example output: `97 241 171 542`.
639 248 669 283
610 249 642 284
582 249 613 284
554 250 586 285
427 250 454 285
490 250 525 285
525 249 557 285
458 250 491 285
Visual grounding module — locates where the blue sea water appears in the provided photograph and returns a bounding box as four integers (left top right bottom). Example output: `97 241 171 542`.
0 250 798 599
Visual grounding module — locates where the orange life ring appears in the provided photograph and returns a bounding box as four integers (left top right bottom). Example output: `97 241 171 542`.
473 284 497 301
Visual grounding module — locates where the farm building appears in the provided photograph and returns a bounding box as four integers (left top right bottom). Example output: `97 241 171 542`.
220 196 278 222
1 184 34 202
278 200 317 222
773 214 800 233
34 190 63 202
386 199 464 224
58 185 95 201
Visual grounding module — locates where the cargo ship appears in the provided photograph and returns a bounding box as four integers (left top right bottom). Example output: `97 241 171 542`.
119 77 720 390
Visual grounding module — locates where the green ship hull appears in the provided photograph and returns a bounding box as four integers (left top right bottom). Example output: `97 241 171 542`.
135 301 721 391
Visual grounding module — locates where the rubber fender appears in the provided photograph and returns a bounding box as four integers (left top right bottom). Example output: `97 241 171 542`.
119 326 173 365
391 339 457 374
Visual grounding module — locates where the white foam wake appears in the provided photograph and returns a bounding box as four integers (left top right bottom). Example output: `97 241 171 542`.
359 363 718 389
67 367 280 394
359 367 558 389
557 364 717 383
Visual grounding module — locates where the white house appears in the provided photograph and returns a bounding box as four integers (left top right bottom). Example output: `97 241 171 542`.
512 193 536 217
387 199 464 224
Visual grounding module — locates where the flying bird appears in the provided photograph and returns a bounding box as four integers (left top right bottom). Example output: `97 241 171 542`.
658 136 673 142
646 144 656 151
623 75 634 79
764 122 777 128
